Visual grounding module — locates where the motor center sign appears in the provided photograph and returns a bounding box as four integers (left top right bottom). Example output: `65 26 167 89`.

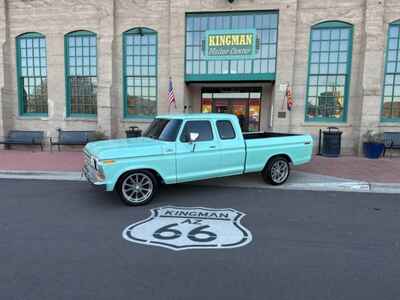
205 29 257 60
123 206 252 251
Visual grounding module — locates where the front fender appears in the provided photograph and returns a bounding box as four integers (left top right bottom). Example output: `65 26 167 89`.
103 156 177 191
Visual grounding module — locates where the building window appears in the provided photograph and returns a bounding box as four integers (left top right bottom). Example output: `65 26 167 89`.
185 11 278 82
123 28 157 118
382 20 400 121
16 32 48 115
305 21 353 122
65 30 97 116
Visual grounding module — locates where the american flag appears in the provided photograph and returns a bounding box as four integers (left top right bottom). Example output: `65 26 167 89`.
286 85 294 111
168 77 176 109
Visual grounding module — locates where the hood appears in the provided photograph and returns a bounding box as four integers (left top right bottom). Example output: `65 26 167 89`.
84 137 164 160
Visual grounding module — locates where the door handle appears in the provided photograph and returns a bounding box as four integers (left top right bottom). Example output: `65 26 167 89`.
209 145 217 149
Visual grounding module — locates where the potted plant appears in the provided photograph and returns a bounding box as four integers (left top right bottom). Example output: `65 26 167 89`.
91 131 108 141
362 130 385 159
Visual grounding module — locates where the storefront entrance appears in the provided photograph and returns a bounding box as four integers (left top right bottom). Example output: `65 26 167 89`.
201 88 262 132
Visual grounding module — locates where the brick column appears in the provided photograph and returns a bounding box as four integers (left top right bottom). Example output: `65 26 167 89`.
96 0 114 138
272 0 298 133
168 0 187 114
357 0 386 153
0 0 6 138
46 33 66 139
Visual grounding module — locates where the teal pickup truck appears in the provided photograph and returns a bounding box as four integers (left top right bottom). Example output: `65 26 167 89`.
83 114 313 206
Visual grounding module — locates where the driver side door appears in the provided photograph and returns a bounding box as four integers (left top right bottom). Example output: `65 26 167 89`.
176 120 221 182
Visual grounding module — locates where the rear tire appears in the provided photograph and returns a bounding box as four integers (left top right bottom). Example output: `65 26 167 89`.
117 170 158 206
262 156 290 186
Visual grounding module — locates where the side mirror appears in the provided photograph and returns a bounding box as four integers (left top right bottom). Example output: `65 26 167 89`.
189 132 199 143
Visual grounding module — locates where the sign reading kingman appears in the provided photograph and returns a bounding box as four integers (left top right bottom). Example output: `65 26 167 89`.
123 206 253 251
205 29 257 60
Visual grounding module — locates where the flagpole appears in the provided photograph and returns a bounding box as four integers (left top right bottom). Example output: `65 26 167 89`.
167 0 172 114
168 76 176 113
168 76 171 114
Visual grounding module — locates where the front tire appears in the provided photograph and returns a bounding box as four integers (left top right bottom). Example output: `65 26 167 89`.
262 156 290 185
117 170 158 206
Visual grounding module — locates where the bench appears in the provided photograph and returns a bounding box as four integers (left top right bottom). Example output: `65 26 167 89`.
0 130 44 151
383 132 400 157
50 130 96 152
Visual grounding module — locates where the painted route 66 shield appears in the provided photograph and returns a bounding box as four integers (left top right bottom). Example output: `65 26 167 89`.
122 206 252 251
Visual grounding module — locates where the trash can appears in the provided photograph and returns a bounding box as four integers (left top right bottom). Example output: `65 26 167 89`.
322 127 342 157
125 126 142 138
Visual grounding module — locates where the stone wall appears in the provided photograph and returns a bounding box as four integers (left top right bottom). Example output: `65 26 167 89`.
0 0 398 153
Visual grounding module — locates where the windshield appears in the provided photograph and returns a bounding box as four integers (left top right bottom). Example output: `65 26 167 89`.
143 119 183 141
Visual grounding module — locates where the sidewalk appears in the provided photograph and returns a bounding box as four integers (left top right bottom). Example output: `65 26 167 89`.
0 149 399 193
0 150 83 172
296 155 400 184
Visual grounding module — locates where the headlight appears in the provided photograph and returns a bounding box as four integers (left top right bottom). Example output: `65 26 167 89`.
96 164 105 180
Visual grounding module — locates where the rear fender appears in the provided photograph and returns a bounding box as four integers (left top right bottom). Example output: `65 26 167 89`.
263 153 293 170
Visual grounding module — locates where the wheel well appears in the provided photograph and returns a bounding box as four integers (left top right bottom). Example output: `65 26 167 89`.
265 154 292 169
115 168 164 190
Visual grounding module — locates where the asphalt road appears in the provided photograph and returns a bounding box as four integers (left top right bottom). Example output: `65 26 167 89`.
1 179 400 300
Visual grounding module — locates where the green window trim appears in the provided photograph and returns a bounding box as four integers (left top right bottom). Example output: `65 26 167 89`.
65 30 97 117
16 32 48 116
381 20 400 122
123 27 158 119
305 21 353 123
185 11 279 82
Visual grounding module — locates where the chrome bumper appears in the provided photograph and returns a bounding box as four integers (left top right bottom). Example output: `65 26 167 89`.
82 165 105 187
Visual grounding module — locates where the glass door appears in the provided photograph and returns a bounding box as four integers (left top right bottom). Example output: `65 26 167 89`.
214 100 229 114
249 99 261 132
231 100 248 132
201 88 262 132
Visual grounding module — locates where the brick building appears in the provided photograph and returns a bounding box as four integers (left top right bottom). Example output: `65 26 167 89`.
0 0 399 154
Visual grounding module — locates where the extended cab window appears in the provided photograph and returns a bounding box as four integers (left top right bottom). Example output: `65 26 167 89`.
143 119 182 141
180 121 213 142
216 120 236 140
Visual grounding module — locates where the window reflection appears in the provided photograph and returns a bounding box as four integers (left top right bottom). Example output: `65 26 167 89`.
17 33 48 114
186 12 278 77
382 22 400 120
124 28 157 117
306 23 352 121
66 31 97 115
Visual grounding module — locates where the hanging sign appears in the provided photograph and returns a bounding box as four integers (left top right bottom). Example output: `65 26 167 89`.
279 83 288 92
123 206 253 251
204 29 257 60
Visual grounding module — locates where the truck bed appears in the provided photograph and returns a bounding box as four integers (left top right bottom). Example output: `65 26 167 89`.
243 132 301 140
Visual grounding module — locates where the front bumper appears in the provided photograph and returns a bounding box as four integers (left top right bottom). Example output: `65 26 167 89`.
82 165 106 189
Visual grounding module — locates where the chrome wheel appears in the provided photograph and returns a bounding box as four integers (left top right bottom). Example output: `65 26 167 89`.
122 173 154 204
270 160 289 184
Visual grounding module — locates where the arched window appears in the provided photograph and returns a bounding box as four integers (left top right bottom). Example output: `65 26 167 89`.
382 20 400 121
123 28 157 118
305 21 353 122
16 32 48 115
65 30 97 116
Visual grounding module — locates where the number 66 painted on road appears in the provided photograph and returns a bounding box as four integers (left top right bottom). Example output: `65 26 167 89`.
123 206 253 251
153 223 217 243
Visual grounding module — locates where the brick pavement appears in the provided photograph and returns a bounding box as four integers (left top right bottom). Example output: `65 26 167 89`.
0 149 399 184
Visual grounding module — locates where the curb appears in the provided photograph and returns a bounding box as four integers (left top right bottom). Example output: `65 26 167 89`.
1 169 400 194
0 170 84 181
190 177 372 193
369 182 400 194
